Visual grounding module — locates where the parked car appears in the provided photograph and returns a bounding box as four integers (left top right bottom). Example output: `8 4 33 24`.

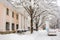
48 29 57 36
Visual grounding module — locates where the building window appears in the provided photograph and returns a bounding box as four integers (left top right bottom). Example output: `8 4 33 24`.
12 23 15 30
6 8 9 15
12 12 14 18
16 24 19 29
16 14 18 20
6 22 10 31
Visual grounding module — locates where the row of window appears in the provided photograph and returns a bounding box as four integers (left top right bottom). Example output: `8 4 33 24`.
6 8 18 19
6 22 19 31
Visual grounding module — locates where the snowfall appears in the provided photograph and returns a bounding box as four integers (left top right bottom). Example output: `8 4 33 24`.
0 30 60 40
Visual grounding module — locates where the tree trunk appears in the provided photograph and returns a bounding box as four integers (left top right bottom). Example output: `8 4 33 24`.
31 16 33 34
36 24 38 31
29 6 34 34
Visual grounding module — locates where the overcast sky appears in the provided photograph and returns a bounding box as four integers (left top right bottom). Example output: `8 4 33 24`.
57 0 60 6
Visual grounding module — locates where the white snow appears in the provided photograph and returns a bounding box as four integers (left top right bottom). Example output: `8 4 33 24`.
0 30 60 40
0 33 34 40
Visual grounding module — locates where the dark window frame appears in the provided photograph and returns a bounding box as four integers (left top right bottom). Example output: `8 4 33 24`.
6 8 9 15
12 23 15 30
6 22 10 31
16 24 19 29
12 12 14 18
16 14 18 20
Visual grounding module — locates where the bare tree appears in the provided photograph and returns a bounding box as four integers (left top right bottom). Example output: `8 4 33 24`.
20 0 42 33
34 16 40 31
34 14 47 31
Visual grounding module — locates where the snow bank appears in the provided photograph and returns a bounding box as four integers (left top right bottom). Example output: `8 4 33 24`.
38 30 48 36
0 33 34 40
0 30 60 40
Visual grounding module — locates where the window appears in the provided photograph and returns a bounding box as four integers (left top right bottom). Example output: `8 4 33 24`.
16 14 18 19
6 8 9 15
16 24 19 29
12 12 14 18
12 23 15 30
6 22 10 31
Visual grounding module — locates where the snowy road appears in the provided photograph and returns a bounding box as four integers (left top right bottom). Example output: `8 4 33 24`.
33 30 60 40
0 30 60 40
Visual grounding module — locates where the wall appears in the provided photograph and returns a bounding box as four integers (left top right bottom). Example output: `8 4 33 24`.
0 3 6 32
0 2 19 32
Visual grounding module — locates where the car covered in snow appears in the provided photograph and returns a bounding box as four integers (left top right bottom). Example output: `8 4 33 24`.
48 29 57 36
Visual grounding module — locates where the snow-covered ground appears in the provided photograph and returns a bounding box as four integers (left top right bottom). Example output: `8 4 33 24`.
0 30 60 40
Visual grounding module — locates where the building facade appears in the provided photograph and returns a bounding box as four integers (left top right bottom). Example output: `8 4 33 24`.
0 0 30 33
